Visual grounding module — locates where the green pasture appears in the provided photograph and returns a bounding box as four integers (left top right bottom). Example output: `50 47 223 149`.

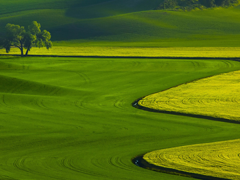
1 0 240 47
1 56 240 179
1 0 240 179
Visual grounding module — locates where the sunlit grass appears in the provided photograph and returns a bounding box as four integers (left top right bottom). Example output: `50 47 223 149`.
0 57 240 180
2 46 240 57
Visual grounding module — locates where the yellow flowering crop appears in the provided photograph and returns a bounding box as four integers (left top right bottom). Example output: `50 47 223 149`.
139 70 240 121
1 46 240 57
144 139 240 179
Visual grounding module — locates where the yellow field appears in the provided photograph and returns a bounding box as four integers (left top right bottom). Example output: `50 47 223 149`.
143 139 240 179
139 70 240 121
1 46 240 57
139 59 240 178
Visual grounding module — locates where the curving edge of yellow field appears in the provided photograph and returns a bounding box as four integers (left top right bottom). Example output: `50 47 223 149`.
143 139 240 179
139 70 240 122
139 69 240 178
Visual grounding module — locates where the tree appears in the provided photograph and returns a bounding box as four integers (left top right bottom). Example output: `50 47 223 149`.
0 37 3 49
1 21 52 56
178 0 199 6
159 0 178 9
199 0 215 7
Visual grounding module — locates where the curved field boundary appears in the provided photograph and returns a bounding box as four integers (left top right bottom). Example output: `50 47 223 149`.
132 155 229 180
143 139 240 180
138 70 240 122
134 68 240 179
2 56 240 180
132 98 240 125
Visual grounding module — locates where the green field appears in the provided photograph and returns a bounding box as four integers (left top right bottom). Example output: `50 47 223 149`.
1 0 240 179
2 47 240 58
1 0 240 49
0 57 240 180
140 66 240 178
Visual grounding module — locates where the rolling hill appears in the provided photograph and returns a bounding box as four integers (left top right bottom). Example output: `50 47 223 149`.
1 1 240 180
0 0 240 47
0 56 240 180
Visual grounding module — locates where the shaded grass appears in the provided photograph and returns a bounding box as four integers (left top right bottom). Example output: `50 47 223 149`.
0 0 161 16
1 3 240 46
48 6 240 44
0 0 77 15
65 0 163 19
0 57 240 179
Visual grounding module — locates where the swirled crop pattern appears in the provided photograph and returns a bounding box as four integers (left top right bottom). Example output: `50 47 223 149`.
139 70 240 121
144 139 240 179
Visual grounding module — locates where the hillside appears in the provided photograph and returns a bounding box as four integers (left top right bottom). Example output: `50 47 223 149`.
0 0 163 18
0 56 240 180
1 1 240 180
0 0 240 47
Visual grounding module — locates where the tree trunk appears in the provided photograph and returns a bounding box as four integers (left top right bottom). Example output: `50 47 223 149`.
25 47 30 56
20 41 24 57
20 48 24 57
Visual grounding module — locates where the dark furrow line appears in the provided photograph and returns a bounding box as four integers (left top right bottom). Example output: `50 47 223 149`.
132 98 240 125
132 155 231 180
132 64 240 179
1 54 240 61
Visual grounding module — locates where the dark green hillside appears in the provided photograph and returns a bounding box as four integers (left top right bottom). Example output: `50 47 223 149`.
0 0 69 14
0 0 240 47
0 0 163 42
53 7 240 45
65 0 162 19
0 0 162 17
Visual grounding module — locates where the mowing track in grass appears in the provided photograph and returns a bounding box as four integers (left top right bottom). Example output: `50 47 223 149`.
1 57 240 180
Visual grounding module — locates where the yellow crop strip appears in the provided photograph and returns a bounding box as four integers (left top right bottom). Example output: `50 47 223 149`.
2 47 240 57
143 139 240 179
139 70 240 121
140 64 240 178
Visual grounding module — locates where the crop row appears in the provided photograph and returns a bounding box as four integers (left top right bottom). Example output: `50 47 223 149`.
139 70 240 121
144 139 240 179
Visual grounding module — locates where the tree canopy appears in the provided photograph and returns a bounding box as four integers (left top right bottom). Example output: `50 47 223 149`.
158 0 239 10
1 21 52 56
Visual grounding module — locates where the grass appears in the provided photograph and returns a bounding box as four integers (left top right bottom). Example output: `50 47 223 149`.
50 7 240 44
0 0 162 16
139 68 240 121
1 56 240 179
1 1 240 47
1 1 240 179
143 139 240 179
